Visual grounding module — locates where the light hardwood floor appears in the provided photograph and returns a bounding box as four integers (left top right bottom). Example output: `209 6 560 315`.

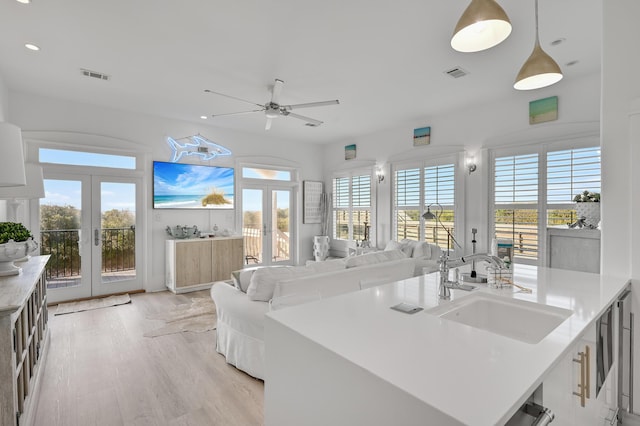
34 290 264 426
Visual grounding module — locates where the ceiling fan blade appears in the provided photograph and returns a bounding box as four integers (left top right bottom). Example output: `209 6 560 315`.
284 111 323 127
282 100 340 110
212 108 265 118
204 89 264 108
271 79 284 105
265 117 273 130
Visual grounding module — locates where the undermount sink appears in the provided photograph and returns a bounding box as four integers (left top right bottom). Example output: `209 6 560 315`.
426 292 573 344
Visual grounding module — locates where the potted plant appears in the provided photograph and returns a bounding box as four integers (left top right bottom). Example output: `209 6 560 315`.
573 191 601 228
0 222 39 276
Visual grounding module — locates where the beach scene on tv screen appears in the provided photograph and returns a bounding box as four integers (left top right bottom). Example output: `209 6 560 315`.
153 162 234 209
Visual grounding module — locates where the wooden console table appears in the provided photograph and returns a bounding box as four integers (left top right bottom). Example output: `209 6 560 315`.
0 255 50 426
165 237 243 293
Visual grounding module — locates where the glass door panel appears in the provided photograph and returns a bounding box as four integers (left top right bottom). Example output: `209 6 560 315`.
98 182 137 284
91 177 142 297
272 190 290 263
40 176 91 303
242 188 263 265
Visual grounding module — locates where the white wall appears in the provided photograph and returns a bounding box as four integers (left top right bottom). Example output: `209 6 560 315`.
8 91 326 292
323 72 601 255
0 74 9 220
601 0 640 410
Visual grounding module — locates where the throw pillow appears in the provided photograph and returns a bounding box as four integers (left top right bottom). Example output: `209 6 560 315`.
230 267 263 293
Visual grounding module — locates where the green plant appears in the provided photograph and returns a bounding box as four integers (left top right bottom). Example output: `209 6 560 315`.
573 190 600 202
0 222 33 244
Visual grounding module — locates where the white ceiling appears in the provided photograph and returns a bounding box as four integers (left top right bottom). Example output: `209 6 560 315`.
0 0 601 144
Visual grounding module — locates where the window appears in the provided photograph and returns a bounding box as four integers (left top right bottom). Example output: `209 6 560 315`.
39 148 136 169
491 143 601 264
394 160 456 250
547 147 601 225
332 173 372 241
493 153 539 261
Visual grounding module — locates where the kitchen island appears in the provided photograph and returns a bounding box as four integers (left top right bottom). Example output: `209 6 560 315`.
264 265 629 425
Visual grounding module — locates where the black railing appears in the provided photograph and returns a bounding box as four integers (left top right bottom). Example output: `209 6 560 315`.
40 228 135 280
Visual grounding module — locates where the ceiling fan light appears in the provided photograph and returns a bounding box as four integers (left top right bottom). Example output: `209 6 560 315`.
451 0 512 53
265 109 279 119
514 43 563 90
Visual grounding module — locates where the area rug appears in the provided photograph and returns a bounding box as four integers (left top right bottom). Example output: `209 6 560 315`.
144 297 217 338
55 293 131 315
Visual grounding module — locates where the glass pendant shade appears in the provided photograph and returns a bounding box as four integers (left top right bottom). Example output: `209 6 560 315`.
514 42 563 90
451 0 512 53
0 122 26 187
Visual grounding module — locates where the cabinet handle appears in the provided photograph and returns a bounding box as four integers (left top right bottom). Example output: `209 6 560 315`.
573 351 586 407
585 345 591 399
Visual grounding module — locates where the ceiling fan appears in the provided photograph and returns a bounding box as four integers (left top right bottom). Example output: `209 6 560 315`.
205 79 339 130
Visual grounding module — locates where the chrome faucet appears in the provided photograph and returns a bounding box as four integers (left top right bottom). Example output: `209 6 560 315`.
438 252 506 299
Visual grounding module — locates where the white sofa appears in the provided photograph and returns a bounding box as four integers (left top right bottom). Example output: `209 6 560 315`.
210 243 441 380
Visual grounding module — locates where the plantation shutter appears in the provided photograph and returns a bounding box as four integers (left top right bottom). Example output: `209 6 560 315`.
332 174 372 241
494 153 539 261
424 164 456 248
547 146 601 225
394 168 421 240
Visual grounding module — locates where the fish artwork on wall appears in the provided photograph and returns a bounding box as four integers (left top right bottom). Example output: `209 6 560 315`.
166 135 232 162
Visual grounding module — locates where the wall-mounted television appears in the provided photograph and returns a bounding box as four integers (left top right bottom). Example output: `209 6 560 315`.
153 161 234 209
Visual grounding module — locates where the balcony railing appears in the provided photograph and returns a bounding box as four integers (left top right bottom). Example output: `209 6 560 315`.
40 227 135 281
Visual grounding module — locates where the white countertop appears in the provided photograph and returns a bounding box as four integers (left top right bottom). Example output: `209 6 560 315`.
266 265 630 425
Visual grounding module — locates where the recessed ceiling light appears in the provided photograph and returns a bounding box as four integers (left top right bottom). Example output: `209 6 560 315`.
550 38 566 47
200 115 208 120
565 60 579 67
24 43 40 51
16 0 31 4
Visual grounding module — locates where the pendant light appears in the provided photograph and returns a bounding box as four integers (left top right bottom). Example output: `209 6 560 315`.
514 0 563 90
451 0 512 53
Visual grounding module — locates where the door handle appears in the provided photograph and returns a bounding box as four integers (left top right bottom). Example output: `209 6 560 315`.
94 229 100 246
263 224 267 236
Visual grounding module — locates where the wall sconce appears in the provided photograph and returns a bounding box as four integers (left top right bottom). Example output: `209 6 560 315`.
466 156 477 174
376 166 385 184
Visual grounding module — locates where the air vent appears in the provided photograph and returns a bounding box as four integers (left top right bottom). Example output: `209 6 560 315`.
81 68 110 81
444 67 469 79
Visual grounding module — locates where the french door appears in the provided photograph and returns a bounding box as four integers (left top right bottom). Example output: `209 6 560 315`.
41 172 142 303
242 185 293 266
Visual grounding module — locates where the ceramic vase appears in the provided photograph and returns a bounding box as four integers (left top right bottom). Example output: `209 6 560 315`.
313 236 330 262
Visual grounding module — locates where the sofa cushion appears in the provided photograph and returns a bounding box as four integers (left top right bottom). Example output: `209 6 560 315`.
411 241 432 259
304 258 346 273
344 249 406 268
385 240 414 257
247 265 315 302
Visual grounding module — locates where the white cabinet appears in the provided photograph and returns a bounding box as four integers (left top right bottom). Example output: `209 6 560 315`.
543 321 618 425
0 256 50 426
165 237 243 293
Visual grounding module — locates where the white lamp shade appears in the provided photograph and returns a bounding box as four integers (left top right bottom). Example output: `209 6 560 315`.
514 43 563 90
0 122 26 187
0 163 45 199
451 0 512 53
